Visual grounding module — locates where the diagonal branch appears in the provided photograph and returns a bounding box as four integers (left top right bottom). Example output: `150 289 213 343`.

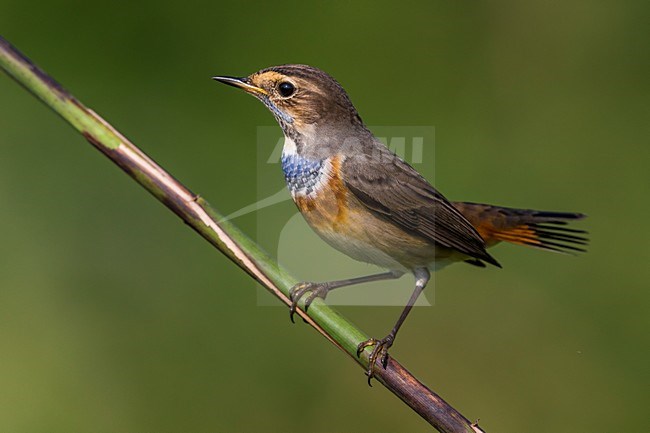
0 35 485 433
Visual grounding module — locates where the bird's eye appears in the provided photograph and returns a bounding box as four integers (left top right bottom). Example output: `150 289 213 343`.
278 81 295 97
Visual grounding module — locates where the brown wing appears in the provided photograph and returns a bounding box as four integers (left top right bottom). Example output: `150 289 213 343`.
342 153 500 267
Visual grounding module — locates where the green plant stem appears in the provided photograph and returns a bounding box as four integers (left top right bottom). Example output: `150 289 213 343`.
0 35 485 433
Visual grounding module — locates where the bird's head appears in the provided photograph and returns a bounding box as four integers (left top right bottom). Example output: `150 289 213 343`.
213 64 366 141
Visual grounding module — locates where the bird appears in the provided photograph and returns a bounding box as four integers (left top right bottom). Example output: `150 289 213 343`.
212 64 588 381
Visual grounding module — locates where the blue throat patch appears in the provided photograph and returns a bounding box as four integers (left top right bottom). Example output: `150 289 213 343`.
281 153 324 196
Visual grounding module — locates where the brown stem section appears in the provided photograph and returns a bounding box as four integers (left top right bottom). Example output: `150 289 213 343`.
0 35 485 433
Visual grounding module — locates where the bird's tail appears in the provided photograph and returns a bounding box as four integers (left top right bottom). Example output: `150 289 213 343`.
452 202 588 254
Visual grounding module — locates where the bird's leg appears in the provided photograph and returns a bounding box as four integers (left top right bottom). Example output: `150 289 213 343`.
356 268 430 384
289 270 404 322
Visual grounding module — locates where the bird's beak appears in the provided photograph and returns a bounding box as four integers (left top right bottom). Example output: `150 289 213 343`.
212 76 268 96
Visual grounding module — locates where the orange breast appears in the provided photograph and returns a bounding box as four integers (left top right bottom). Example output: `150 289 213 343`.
293 155 349 233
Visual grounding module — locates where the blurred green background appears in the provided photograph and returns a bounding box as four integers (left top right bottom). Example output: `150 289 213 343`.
1 1 648 432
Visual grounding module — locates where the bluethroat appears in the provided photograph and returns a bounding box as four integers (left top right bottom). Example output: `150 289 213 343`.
213 65 587 381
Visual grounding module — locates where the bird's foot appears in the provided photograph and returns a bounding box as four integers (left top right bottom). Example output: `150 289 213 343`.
289 281 332 323
356 334 395 385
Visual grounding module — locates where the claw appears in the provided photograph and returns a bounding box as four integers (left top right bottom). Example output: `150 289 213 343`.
289 282 306 323
356 338 377 357
288 281 330 323
356 335 394 385
303 291 320 310
289 303 297 324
